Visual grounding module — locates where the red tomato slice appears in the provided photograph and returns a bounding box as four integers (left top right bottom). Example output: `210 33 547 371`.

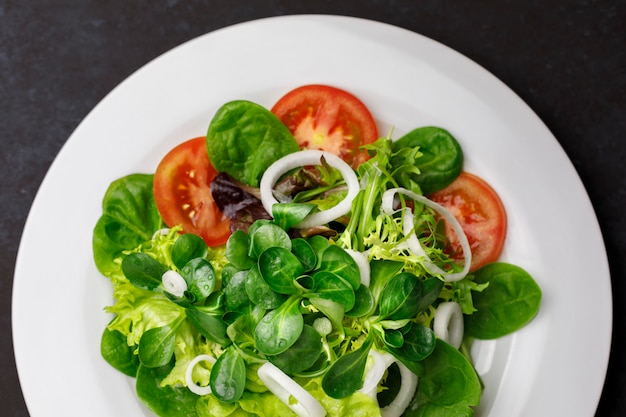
428 172 507 272
271 85 379 168
153 137 230 246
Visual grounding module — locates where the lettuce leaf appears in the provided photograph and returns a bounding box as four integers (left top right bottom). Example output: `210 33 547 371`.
197 391 294 417
303 376 381 417
195 374 381 417
93 173 164 276
105 274 183 346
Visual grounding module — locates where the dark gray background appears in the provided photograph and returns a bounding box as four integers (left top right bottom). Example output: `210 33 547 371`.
1 1 624 416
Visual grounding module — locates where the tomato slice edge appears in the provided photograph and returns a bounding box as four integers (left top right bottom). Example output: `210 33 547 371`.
428 171 507 272
271 84 379 168
153 137 231 247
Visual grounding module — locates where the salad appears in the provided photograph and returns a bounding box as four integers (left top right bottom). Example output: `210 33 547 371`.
93 84 541 417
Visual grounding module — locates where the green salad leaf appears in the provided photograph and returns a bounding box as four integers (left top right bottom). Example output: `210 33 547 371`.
464 262 542 339
391 126 463 195
93 93 543 417
93 173 164 276
406 339 481 416
137 360 199 417
206 100 300 187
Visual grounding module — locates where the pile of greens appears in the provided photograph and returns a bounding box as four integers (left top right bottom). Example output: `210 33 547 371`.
93 101 541 417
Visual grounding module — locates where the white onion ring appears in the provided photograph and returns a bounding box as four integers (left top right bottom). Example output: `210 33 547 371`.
162 270 188 297
434 301 464 349
343 249 371 286
257 362 327 417
259 150 359 229
358 349 418 417
359 350 394 400
380 360 419 417
185 354 216 396
381 188 472 282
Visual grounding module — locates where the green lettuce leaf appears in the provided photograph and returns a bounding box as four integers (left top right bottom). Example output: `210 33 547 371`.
303 376 381 417
93 173 164 276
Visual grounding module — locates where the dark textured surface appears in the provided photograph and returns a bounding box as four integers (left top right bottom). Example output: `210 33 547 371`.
1 1 624 416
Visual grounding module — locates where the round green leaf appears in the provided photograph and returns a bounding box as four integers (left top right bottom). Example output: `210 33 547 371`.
258 247 303 295
171 233 208 270
254 297 304 355
268 324 322 374
464 262 542 339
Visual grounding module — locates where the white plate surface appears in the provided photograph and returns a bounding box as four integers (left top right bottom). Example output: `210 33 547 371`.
12 15 611 417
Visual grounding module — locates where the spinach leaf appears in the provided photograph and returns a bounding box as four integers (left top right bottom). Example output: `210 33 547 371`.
136 360 199 417
186 308 229 346
171 233 208 270
254 295 304 355
346 284 375 318
93 174 163 276
316 244 361 290
271 203 316 231
464 262 542 339
209 346 246 403
307 235 330 265
378 272 424 320
369 259 404 304
268 324 323 375
223 270 250 312
406 340 481 415
137 318 182 368
391 126 463 195
311 271 356 311
291 238 318 273
121 252 168 291
258 247 304 295
225 229 255 270
180 258 216 303
100 326 139 377
417 277 444 312
206 100 300 187
322 335 373 399
249 222 292 259
245 264 287 309
387 322 436 363
383 328 404 348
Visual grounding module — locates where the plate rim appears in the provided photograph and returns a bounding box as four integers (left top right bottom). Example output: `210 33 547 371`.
12 14 612 417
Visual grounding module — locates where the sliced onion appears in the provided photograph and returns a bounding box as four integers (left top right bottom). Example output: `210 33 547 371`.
344 249 371 286
185 354 216 396
257 362 326 417
434 301 464 349
380 361 418 417
381 188 472 282
358 349 418 417
259 150 359 229
359 350 395 400
162 270 188 297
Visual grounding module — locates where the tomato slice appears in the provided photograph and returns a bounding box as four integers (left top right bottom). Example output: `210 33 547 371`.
271 85 379 168
428 172 507 272
153 137 230 246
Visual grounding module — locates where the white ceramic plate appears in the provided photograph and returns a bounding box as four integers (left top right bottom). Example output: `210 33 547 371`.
12 15 611 417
